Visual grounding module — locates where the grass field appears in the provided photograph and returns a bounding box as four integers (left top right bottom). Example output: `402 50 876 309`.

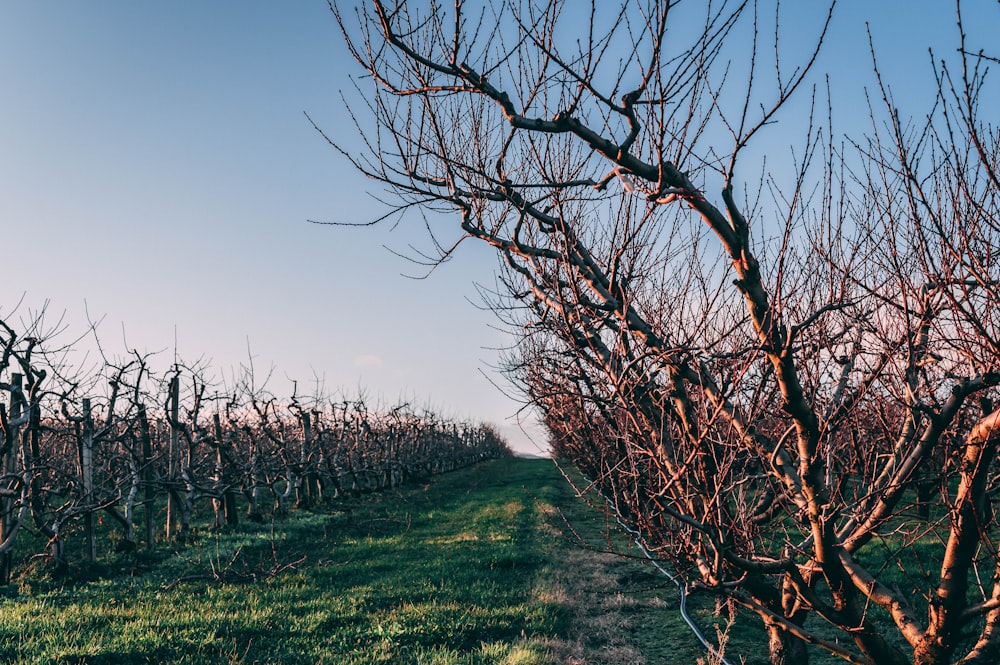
0 457 738 664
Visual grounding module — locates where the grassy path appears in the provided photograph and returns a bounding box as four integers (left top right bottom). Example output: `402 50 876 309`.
0 458 716 664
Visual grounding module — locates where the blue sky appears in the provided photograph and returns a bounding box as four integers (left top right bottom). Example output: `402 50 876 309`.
0 2 993 455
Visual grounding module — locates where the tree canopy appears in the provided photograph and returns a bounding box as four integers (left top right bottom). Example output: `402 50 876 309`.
332 2 1000 663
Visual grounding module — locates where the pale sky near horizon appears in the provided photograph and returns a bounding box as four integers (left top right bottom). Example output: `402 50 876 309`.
0 2 994 456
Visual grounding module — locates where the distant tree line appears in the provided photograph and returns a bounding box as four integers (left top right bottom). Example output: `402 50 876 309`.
0 312 509 583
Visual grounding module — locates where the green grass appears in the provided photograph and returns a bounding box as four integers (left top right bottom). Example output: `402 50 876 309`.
0 459 606 664
537 466 756 665
2 458 805 664
0 461 542 663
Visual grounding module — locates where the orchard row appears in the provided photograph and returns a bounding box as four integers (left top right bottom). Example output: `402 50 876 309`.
0 314 509 583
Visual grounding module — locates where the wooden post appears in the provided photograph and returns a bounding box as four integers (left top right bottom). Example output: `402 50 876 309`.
247 433 263 522
137 405 156 550
298 412 312 507
166 375 180 540
80 398 96 562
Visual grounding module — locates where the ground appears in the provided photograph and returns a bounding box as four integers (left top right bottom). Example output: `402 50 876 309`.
1 458 732 664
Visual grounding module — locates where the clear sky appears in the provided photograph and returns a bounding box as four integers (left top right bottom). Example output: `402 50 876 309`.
0 2 993 456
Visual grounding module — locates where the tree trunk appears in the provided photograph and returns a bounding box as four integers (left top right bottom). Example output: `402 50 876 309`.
246 435 264 522
0 376 21 584
765 622 808 665
80 398 96 562
209 414 228 528
914 637 951 665
917 478 934 522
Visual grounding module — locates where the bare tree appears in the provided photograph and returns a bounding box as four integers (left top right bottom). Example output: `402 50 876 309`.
0 301 510 583
0 321 43 583
330 1 1000 663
